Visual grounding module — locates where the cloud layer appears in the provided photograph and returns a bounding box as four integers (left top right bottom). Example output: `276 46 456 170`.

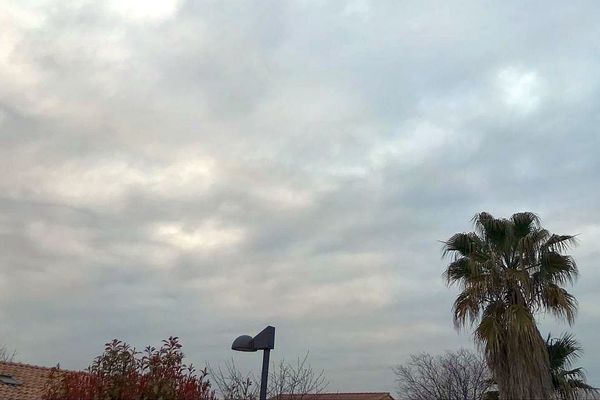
1 0 600 392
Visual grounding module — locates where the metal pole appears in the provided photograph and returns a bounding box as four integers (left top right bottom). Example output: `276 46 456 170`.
259 348 270 400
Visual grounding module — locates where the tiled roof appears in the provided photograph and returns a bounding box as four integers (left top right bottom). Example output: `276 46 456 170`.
0 361 56 400
271 393 395 400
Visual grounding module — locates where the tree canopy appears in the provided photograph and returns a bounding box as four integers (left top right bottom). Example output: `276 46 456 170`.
43 337 215 400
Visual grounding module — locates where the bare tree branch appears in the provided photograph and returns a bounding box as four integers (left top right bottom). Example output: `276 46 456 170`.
210 351 328 400
209 359 258 400
268 352 328 399
394 349 492 400
0 345 16 362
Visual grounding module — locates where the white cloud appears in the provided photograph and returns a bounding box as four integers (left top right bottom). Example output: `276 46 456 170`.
151 220 245 251
496 66 544 113
370 120 454 167
0 5 49 114
107 0 180 22
1 156 216 209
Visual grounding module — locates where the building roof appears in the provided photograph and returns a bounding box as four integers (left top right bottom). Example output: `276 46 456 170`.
271 393 395 400
0 361 56 400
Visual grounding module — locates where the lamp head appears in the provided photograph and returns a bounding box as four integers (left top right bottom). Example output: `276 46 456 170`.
252 326 275 350
231 326 275 352
231 335 256 352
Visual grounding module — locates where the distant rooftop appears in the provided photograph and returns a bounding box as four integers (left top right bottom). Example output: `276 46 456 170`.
270 393 395 400
0 361 56 400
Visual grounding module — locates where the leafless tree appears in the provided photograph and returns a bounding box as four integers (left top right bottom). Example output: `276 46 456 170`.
268 352 328 399
0 345 16 362
210 352 328 400
394 349 492 400
211 359 257 400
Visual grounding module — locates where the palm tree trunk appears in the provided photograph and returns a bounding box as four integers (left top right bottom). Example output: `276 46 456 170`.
496 328 554 399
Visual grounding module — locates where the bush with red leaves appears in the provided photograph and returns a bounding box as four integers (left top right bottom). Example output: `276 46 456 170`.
43 336 216 400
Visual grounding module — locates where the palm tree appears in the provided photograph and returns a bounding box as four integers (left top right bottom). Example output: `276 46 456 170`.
483 333 598 400
547 333 597 400
443 212 579 399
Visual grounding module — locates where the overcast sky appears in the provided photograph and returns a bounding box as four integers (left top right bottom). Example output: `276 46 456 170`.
1 0 600 393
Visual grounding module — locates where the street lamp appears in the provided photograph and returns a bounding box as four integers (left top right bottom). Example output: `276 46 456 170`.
231 325 275 400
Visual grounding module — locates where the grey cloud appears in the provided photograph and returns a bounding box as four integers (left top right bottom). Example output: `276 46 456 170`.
1 0 600 393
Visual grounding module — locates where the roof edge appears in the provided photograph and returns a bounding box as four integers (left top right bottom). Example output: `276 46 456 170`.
0 361 62 372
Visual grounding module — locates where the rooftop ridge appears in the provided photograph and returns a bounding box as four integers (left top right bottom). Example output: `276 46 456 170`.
276 393 390 395
301 393 389 395
271 393 393 398
0 360 75 373
0 361 56 371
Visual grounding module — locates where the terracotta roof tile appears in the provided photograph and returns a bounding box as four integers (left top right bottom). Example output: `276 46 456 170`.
271 393 395 400
0 361 56 400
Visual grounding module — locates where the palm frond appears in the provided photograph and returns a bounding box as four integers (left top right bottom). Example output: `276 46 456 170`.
475 314 503 357
562 367 586 380
539 252 578 285
563 379 597 391
442 232 483 259
453 288 483 328
516 228 550 257
545 332 598 399
444 257 474 285
511 212 541 239
547 333 583 370
542 285 578 324
543 234 579 253
473 212 511 249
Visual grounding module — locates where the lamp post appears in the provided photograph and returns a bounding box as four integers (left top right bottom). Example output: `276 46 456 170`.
231 326 275 400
